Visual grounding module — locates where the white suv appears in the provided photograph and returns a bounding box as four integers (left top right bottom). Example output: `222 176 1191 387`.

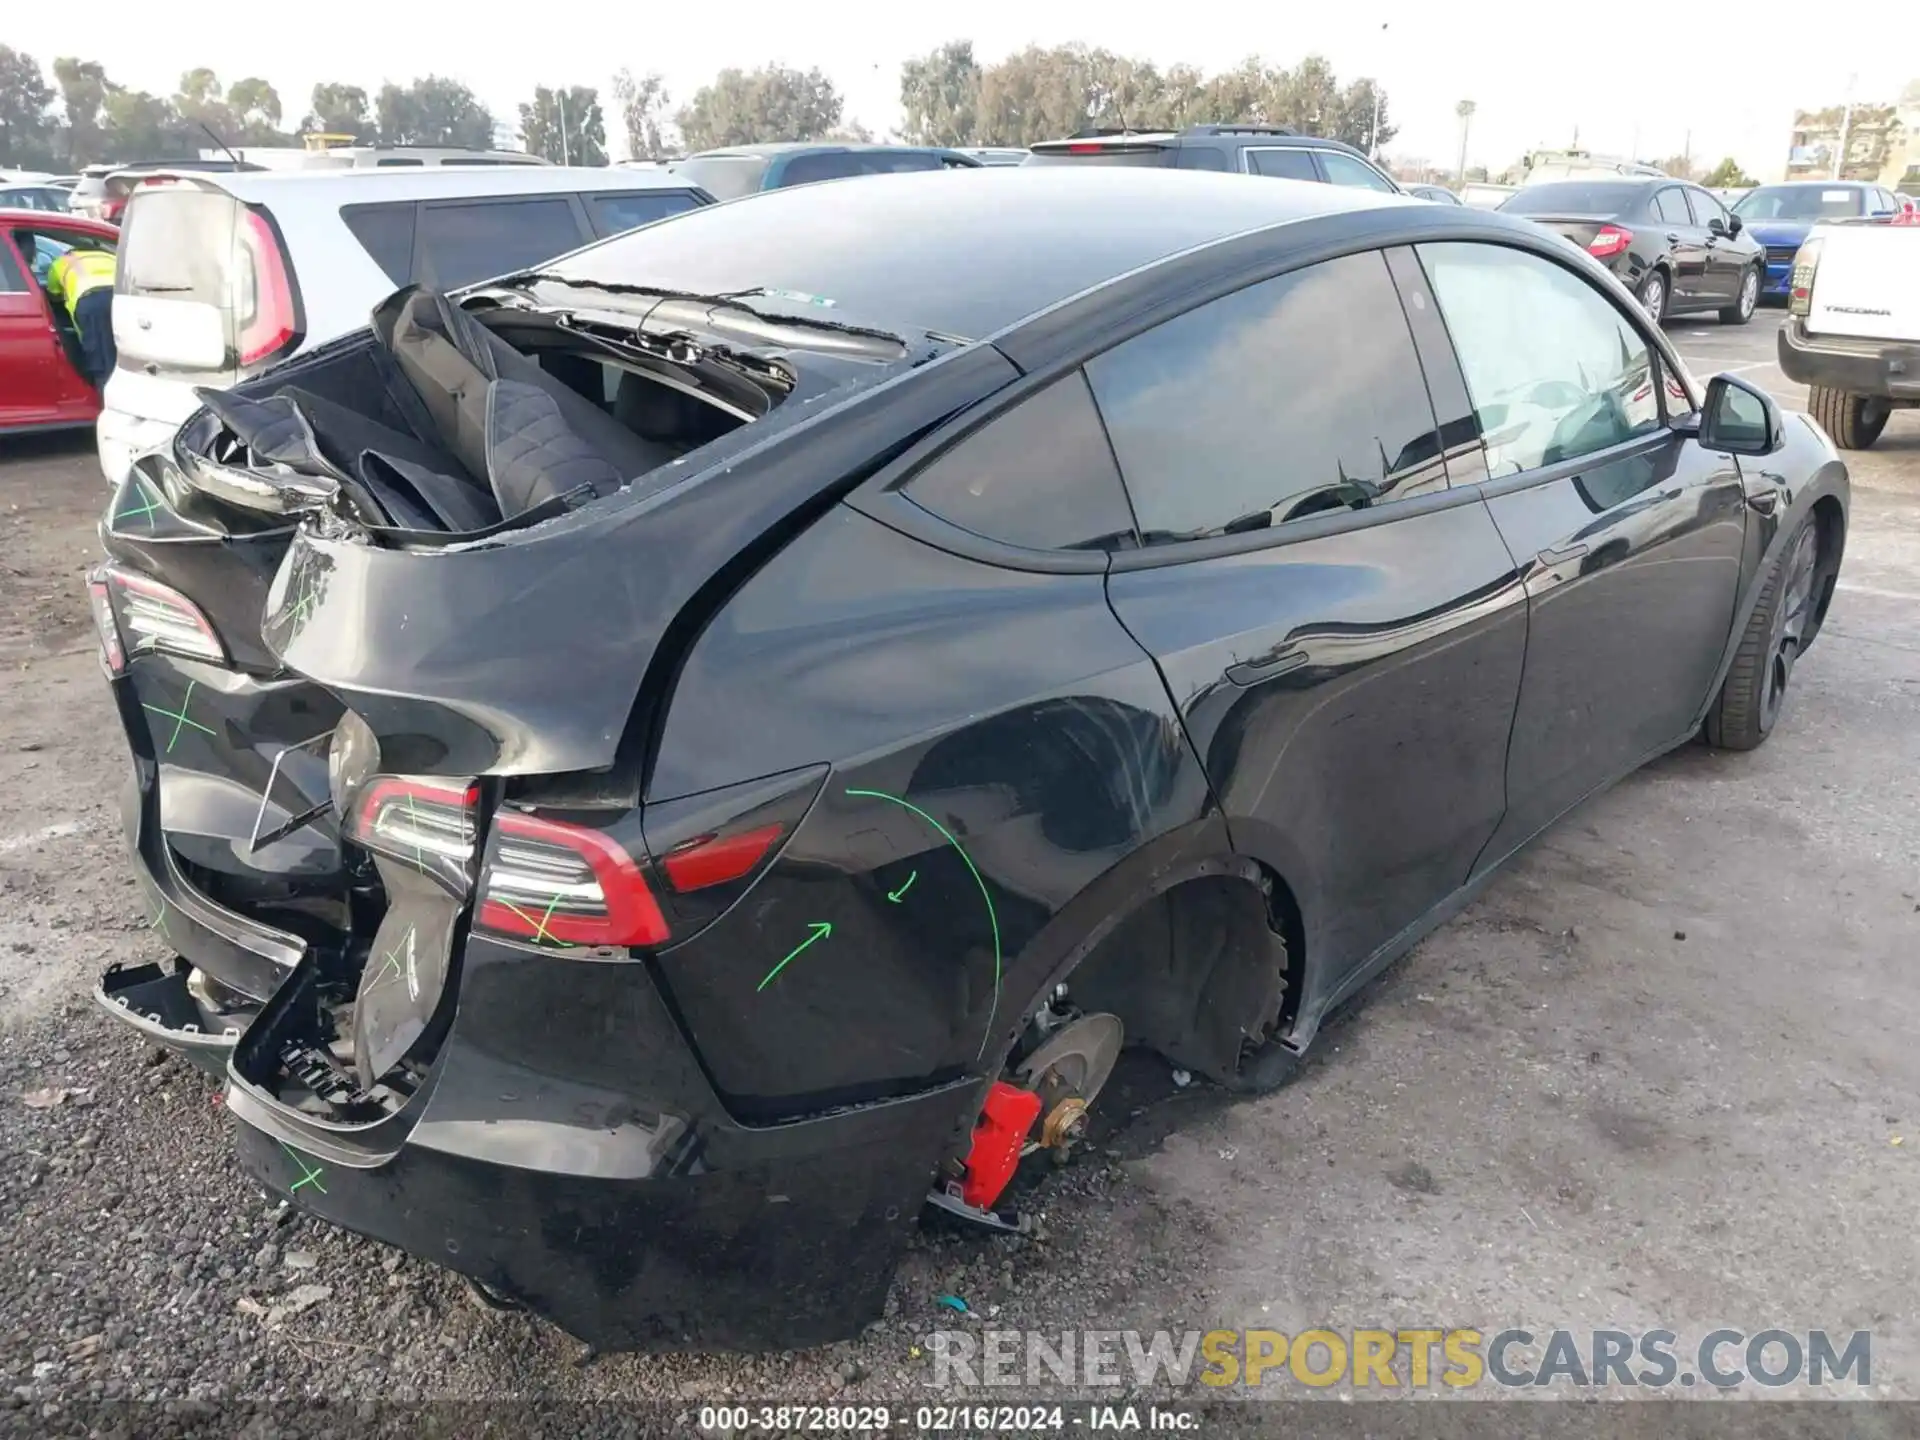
99 166 712 483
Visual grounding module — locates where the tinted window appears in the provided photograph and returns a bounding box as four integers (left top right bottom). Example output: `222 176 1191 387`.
415 198 587 289
1086 250 1448 544
1503 181 1646 215
1179 147 1228 172
1732 185 1865 221
0 239 24 292
1319 151 1397 192
903 371 1137 551
673 155 771 200
1653 188 1691 224
376 158 424 167
1418 242 1662 477
342 202 417 285
590 190 704 235
1685 188 1731 228
1247 148 1319 181
778 151 945 187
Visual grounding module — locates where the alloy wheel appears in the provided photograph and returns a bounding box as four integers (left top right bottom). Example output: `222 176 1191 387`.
1739 269 1758 319
1761 524 1820 730
1640 274 1665 321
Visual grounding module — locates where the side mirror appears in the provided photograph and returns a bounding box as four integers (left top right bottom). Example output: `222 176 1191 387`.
1725 213 1743 236
1699 373 1780 455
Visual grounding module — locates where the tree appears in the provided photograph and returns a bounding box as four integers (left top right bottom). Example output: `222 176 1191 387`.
376 76 494 148
305 82 374 142
1703 156 1756 188
899 40 983 146
0 46 59 170
610 69 673 160
1656 153 1700 182
101 88 185 160
677 65 842 150
518 85 606 165
225 77 283 144
52 57 112 165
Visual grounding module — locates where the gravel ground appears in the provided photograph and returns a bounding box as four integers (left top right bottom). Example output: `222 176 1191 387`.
3 313 1919 1433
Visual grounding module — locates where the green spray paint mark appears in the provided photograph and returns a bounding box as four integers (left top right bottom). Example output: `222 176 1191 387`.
116 482 162 530
283 567 322 630
498 892 566 947
844 788 1003 1059
758 921 832 991
148 894 170 941
886 870 917 904
279 1140 326 1196
141 679 215 753
369 927 414 991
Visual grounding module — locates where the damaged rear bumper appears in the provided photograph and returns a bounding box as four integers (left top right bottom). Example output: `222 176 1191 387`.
222 938 974 1351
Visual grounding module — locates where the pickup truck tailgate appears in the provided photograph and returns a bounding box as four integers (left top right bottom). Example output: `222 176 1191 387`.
1807 224 1920 343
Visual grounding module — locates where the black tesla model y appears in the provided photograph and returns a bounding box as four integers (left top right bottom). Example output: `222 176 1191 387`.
90 166 1848 1351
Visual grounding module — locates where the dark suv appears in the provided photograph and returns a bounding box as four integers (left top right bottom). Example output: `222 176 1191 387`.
1028 124 1402 193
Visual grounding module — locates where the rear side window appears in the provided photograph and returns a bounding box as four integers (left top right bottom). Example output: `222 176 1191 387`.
414 198 588 289
0 239 24 292
1247 148 1319 181
342 202 417 285
117 187 239 304
1085 250 1448 544
1653 189 1691 224
1178 147 1228 172
1319 152 1397 192
1417 242 1662 476
778 151 944 187
903 371 1136 551
589 190 704 236
673 156 770 199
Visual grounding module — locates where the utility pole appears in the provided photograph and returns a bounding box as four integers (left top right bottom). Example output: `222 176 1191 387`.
1834 72 1857 179
558 90 571 166
1455 99 1475 185
1682 128 1691 178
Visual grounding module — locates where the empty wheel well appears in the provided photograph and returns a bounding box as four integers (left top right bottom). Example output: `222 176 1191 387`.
1064 863 1301 1086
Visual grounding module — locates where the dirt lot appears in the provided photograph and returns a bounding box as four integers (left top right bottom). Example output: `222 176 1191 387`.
3 311 1918 1422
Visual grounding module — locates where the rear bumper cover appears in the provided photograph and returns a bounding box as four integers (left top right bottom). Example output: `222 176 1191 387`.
224 941 972 1351
1777 318 1920 399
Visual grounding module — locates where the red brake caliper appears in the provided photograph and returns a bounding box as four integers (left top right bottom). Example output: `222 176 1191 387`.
959 1081 1042 1211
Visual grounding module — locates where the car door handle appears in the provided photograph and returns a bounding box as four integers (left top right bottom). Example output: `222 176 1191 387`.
1225 649 1308 688
1533 542 1589 585
1666 232 1679 243
1538 543 1589 565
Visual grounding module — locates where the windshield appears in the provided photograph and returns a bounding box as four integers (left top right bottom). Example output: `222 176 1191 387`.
1732 185 1865 221
673 155 771 201
1502 181 1645 215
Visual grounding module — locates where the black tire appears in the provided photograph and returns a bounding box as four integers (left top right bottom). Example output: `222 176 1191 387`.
1718 265 1760 325
1636 268 1669 325
1705 516 1821 751
1809 386 1891 450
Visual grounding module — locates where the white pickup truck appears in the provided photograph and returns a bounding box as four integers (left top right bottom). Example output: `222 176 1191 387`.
1777 216 1920 448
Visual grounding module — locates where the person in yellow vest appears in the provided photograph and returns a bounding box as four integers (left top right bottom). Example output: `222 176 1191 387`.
45 245 117 388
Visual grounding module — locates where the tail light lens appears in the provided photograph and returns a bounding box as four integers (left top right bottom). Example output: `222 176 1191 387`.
661 823 785 893
87 575 125 675
347 776 479 893
1587 224 1633 259
95 565 224 664
234 209 298 368
477 811 669 949
1789 238 1823 316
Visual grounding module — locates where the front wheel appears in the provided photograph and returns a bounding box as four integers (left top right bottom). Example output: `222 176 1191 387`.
1809 386 1891 450
1719 265 1760 325
1705 516 1821 751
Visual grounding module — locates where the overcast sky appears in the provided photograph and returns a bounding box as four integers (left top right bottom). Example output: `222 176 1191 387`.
11 1 1916 175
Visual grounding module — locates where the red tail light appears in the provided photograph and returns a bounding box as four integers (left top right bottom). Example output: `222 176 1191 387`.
95 565 224 665
235 209 298 368
347 776 480 891
661 823 785 893
87 576 125 675
1067 143 1107 153
478 811 669 949
1587 224 1633 259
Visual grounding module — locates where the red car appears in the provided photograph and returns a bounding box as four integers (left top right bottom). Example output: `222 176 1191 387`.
0 209 119 435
